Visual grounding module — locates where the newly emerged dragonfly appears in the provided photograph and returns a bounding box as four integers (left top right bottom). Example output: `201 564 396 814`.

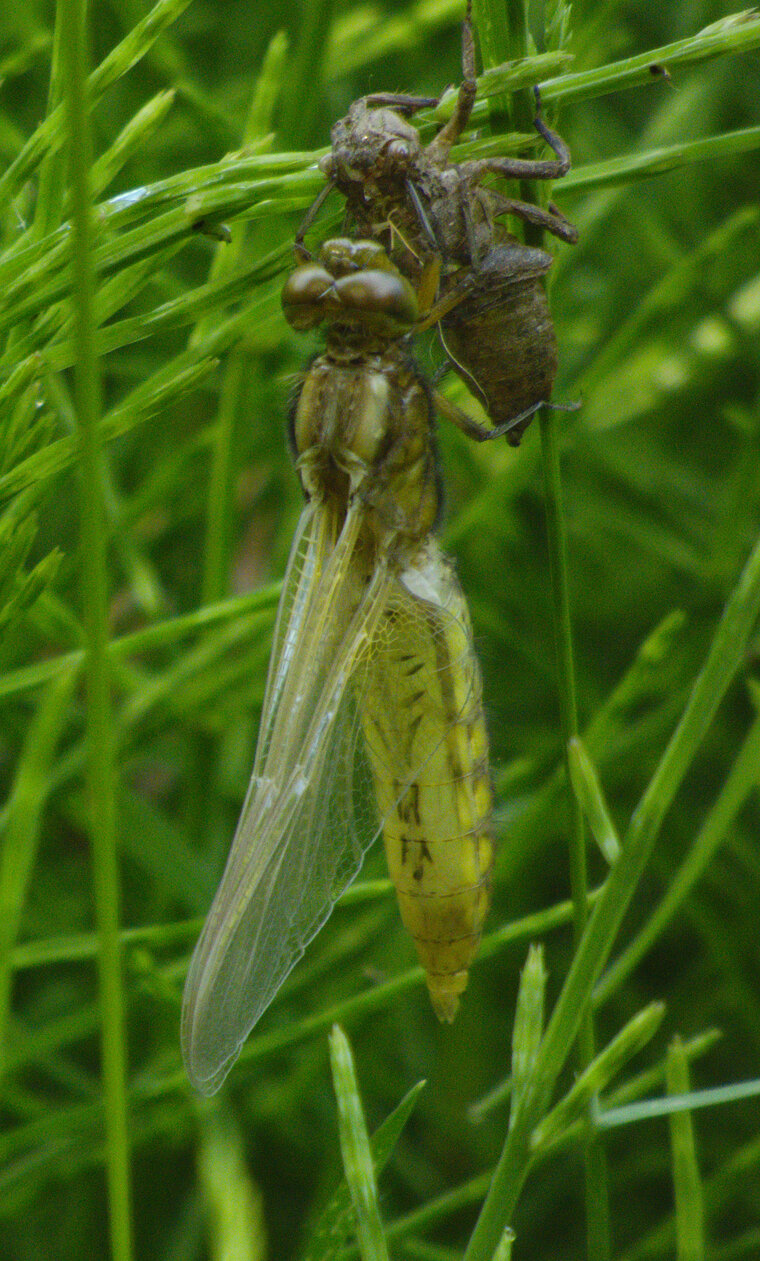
298 0 578 445
182 239 496 1094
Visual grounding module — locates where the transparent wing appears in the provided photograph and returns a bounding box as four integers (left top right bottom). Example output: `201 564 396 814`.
181 505 479 1095
182 498 394 1094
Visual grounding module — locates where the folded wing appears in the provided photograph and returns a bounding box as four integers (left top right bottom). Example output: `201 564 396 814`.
181 500 392 1093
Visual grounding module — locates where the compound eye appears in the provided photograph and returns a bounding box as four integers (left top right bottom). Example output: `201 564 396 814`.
335 270 418 329
281 264 333 330
318 153 335 177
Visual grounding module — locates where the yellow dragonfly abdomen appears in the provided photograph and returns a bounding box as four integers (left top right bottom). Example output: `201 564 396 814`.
361 538 493 1020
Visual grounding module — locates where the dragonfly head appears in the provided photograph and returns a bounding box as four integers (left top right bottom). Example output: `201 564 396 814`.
282 237 419 338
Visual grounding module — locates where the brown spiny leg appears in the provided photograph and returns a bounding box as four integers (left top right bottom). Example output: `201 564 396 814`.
405 178 443 254
367 0 477 150
434 389 547 444
435 387 580 445
426 0 478 163
485 190 579 244
362 92 439 114
464 86 573 180
294 181 335 261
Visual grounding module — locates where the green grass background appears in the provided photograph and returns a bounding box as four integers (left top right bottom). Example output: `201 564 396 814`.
1 1 760 1258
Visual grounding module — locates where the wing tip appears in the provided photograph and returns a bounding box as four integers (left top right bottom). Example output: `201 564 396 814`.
181 1033 240 1096
181 991 243 1096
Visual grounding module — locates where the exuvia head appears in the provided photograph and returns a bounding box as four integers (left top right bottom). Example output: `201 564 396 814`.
321 101 423 187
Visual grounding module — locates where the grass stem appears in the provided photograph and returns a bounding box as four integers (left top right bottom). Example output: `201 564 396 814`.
61 1 133 1255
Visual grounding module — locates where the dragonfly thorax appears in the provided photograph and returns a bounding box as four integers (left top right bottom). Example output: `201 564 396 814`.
292 347 440 556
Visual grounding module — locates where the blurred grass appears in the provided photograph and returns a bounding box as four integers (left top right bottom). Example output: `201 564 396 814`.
1 1 760 1259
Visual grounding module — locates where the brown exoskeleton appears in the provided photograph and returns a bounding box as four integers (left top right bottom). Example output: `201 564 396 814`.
297 0 578 445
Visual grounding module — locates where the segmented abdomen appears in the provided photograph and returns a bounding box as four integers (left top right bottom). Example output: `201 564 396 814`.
443 270 557 447
360 539 493 1018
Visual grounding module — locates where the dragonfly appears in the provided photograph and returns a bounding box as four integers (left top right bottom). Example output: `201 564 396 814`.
182 238 498 1095
297 0 578 446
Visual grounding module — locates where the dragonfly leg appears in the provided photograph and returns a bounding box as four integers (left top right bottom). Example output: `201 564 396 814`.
414 268 477 332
